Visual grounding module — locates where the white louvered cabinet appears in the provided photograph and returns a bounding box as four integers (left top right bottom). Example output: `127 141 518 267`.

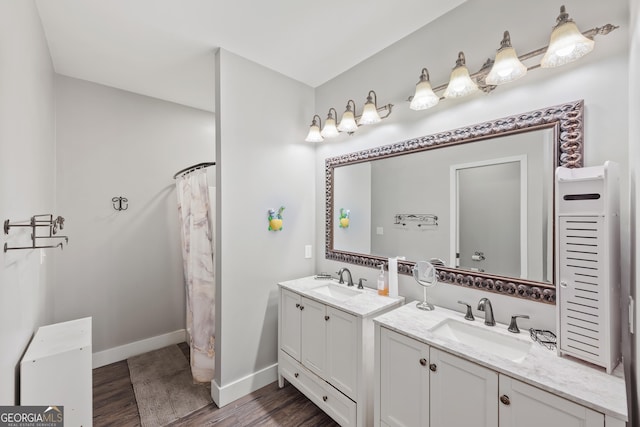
557 217 613 368
555 162 620 373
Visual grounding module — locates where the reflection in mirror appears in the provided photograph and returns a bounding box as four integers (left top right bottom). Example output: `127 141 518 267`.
326 101 584 303
334 130 553 283
453 156 527 280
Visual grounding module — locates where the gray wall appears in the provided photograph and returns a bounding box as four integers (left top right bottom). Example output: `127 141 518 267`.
53 75 214 353
0 0 55 405
214 49 315 404
334 162 372 254
314 0 629 335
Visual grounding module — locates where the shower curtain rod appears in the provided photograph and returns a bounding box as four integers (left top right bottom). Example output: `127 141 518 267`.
173 162 216 179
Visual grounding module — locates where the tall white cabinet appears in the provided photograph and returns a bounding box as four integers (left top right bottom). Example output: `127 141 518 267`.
556 162 621 373
278 277 403 427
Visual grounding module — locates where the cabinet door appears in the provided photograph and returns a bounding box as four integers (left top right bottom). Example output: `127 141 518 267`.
379 327 429 427
499 376 604 427
280 289 302 361
430 348 498 427
301 297 327 378
326 306 358 400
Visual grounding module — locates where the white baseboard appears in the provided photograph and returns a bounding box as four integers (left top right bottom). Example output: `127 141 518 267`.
92 329 186 368
211 363 278 407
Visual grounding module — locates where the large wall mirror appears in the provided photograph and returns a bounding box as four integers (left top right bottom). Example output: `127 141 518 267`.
325 100 585 304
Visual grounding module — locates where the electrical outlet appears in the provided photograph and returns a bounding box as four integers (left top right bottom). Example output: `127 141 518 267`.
304 245 312 259
376 227 384 235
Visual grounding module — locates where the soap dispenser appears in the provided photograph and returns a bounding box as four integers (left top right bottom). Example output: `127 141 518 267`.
377 264 388 296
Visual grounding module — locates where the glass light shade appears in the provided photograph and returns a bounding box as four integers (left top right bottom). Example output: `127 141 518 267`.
304 117 323 143
541 14 594 68
410 71 439 111
443 66 478 98
486 46 527 85
305 123 323 142
358 101 381 125
337 110 358 132
321 116 339 138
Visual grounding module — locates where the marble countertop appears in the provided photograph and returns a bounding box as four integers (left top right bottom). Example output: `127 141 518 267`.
374 303 628 421
278 276 404 318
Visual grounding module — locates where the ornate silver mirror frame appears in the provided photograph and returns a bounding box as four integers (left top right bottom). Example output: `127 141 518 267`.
325 100 585 304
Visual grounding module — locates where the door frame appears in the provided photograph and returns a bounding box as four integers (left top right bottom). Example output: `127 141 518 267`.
449 155 528 278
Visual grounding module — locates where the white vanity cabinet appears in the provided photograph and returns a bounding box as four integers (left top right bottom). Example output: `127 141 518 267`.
300 295 358 399
378 328 497 427
280 288 302 360
430 347 498 427
375 324 625 427
278 278 403 427
499 376 604 427
379 326 429 427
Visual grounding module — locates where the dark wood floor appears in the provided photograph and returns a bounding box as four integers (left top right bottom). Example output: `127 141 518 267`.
93 343 338 426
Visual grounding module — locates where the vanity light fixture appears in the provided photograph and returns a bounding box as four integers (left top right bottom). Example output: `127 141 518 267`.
443 52 479 99
409 68 439 111
321 108 340 138
337 100 358 133
407 6 617 112
486 31 527 85
304 114 323 143
541 5 594 68
358 91 382 125
305 92 393 141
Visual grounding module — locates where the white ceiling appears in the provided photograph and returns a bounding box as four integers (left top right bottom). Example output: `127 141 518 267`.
35 0 467 112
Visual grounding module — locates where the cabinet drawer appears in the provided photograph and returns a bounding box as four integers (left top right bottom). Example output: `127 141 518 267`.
280 351 356 427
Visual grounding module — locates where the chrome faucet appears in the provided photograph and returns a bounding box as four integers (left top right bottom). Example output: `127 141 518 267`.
477 298 495 326
337 268 354 287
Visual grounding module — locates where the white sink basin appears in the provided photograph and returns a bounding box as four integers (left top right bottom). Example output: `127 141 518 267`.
310 284 361 301
430 319 532 363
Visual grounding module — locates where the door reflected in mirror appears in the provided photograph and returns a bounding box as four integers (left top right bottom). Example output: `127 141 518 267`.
453 156 530 280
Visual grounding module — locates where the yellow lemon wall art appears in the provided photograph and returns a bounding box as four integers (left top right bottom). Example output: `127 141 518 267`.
268 206 285 231
339 208 350 228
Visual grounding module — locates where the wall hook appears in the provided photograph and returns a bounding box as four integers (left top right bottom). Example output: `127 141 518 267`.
112 196 128 211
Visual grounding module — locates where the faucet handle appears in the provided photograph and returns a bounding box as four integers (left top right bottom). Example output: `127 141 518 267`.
508 314 530 333
357 278 367 290
457 301 475 321
335 270 344 284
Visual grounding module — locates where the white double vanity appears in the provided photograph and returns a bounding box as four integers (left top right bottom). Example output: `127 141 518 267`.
277 276 628 427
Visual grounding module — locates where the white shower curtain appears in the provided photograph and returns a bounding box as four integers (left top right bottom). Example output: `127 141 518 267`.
176 170 215 383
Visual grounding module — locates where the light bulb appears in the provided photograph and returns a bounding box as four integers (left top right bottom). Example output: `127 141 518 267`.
304 115 323 142
358 91 381 125
321 115 339 138
541 6 594 68
410 68 439 111
486 31 527 85
443 52 478 98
